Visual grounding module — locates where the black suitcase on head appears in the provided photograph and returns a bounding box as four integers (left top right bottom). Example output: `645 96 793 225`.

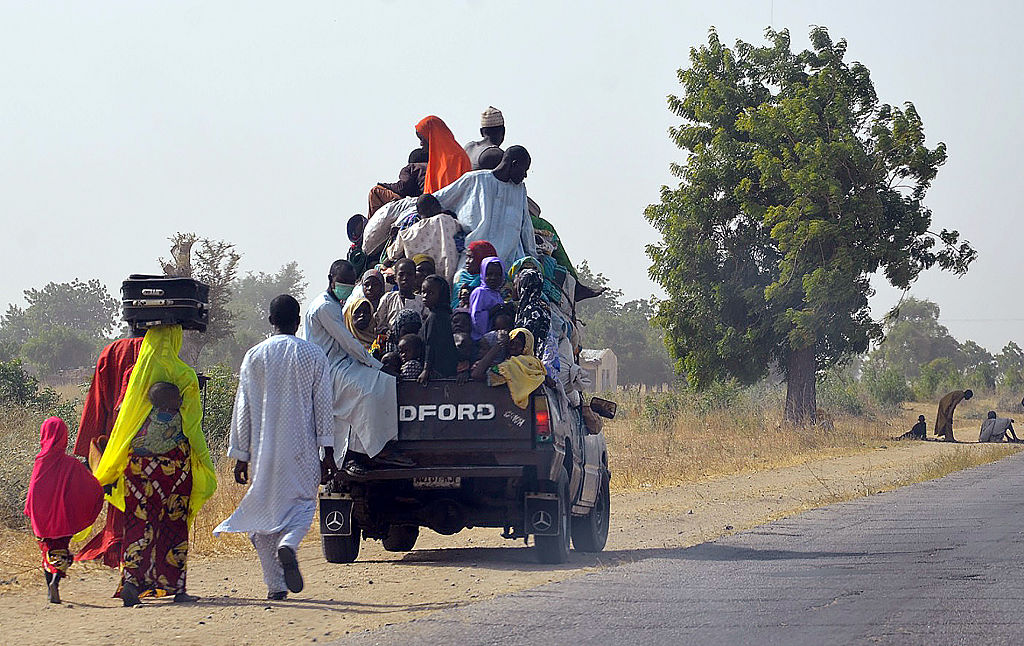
121 274 210 332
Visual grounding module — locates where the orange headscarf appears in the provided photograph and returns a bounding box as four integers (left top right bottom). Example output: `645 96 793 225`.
416 115 471 194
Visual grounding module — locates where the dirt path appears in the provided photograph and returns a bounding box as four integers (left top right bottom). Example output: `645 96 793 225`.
0 441 1014 646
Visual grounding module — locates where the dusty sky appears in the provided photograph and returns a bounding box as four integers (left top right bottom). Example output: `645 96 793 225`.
2 1 1021 352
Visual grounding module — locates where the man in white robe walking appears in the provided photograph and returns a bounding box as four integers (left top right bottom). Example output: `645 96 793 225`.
303 259 399 474
214 295 335 600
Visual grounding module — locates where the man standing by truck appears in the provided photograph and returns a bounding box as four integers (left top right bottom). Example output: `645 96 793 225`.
215 295 336 599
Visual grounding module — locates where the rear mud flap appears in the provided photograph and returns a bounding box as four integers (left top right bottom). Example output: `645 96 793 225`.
525 493 561 537
319 493 354 537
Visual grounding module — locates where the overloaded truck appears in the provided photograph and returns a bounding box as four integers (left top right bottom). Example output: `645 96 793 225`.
318 379 611 564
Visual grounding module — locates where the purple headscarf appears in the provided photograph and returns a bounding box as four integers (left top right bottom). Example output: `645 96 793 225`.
469 257 506 341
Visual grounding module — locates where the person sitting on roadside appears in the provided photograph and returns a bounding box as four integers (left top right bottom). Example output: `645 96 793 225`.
979 411 1019 443
469 257 506 341
897 415 928 440
397 334 425 381
375 258 425 330
935 389 973 442
472 328 546 409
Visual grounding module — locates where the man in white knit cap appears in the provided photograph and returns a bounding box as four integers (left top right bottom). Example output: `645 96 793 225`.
464 106 506 170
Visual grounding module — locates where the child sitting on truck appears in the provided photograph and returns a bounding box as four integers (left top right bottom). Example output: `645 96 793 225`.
418 275 459 382
397 334 425 380
471 328 546 409
469 257 506 341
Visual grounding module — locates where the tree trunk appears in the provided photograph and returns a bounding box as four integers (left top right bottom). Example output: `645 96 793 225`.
785 345 817 425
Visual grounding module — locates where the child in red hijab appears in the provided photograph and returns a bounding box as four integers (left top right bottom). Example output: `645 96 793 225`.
24 417 104 603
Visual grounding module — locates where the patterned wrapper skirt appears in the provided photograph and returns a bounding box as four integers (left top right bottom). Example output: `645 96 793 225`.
119 442 192 595
37 536 72 576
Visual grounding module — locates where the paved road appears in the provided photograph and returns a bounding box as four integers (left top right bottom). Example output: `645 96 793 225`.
335 453 1024 646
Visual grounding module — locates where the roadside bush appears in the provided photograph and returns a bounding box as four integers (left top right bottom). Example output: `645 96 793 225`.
865 367 914 409
0 359 59 410
912 358 959 401
201 364 238 459
817 369 867 416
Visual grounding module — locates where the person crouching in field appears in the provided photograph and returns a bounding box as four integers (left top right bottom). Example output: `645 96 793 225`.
214 296 336 600
24 417 104 604
935 389 973 442
92 325 217 607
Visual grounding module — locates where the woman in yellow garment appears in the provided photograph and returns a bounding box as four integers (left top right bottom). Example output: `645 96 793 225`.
93 325 216 606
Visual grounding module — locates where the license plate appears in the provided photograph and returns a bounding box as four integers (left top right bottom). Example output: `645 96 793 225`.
413 476 461 489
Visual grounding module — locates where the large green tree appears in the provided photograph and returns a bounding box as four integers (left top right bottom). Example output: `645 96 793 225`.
646 27 975 422
865 297 962 379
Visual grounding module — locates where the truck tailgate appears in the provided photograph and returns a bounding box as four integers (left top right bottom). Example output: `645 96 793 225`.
397 380 535 442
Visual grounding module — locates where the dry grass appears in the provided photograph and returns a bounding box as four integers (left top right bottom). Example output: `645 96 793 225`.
604 388 899 491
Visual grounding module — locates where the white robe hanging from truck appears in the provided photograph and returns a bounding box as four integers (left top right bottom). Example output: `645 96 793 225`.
432 170 538 270
302 292 398 457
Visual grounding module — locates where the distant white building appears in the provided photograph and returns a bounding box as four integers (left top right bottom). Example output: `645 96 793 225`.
579 348 618 393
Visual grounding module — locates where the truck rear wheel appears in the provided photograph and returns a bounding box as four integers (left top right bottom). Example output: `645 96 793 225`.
322 517 361 563
534 467 571 564
571 470 609 552
382 525 419 552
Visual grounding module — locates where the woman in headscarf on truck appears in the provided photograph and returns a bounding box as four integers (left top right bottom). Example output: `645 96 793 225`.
451 240 498 309
415 115 471 194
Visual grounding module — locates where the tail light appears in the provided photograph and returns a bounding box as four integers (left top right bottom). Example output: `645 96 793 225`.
535 397 552 443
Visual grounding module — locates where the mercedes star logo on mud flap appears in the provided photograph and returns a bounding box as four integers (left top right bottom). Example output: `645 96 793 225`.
325 511 346 532
532 510 553 532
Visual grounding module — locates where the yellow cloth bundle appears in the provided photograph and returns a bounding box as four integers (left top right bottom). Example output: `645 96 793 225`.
488 328 546 409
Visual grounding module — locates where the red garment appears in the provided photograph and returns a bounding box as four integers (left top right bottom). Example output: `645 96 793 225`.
120 443 192 595
416 115 471 194
75 337 145 458
467 240 498 274
23 418 104 539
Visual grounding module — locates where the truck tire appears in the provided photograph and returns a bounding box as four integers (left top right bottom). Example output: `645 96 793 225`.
571 470 610 552
322 517 361 564
534 466 571 564
382 525 419 552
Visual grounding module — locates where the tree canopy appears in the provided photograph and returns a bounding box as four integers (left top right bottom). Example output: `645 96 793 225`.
646 27 975 421
0 278 118 373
